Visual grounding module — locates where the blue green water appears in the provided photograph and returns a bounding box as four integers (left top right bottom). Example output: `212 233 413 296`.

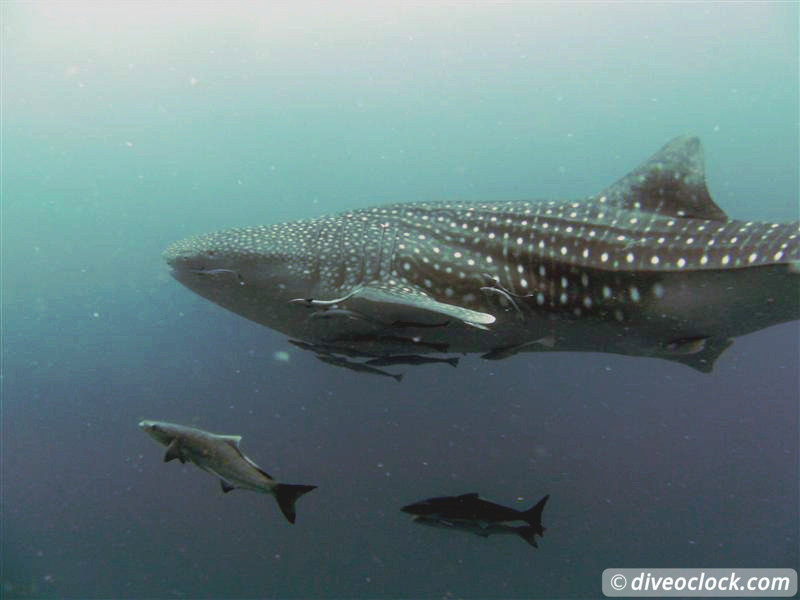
2 2 798 598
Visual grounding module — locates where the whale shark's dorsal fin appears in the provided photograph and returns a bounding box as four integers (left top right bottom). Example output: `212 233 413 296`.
598 135 728 221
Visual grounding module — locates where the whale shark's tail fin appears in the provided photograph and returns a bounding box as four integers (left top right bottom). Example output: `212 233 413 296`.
274 483 317 524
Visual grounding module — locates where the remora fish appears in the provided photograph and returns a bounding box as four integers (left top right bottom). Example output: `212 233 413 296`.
365 354 460 368
401 493 549 547
139 420 316 524
315 353 404 382
164 136 800 372
287 338 379 358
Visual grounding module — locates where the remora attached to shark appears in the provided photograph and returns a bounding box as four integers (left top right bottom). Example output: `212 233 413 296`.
139 420 316 523
401 493 549 547
164 136 799 373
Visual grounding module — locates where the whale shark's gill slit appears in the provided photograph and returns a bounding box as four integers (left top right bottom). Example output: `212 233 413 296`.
334 217 345 290
359 219 368 285
376 221 386 281
392 226 402 281
311 219 324 293
480 285 524 319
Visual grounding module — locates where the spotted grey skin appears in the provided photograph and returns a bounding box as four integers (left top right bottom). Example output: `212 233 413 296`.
164 136 800 373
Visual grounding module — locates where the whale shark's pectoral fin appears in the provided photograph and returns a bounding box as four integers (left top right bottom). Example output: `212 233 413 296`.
220 479 236 494
598 135 728 221
346 282 496 330
163 438 185 463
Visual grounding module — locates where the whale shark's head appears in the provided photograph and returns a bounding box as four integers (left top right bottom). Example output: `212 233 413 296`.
163 221 331 334
163 221 326 312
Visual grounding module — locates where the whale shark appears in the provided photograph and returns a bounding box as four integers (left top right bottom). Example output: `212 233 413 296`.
163 136 799 373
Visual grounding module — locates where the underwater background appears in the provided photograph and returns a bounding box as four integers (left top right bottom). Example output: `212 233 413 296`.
2 2 798 598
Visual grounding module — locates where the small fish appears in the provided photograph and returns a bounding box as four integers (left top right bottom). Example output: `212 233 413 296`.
391 320 451 329
410 515 544 547
139 420 316 524
315 354 403 382
365 355 460 368
332 334 450 354
663 336 710 355
287 339 378 358
481 336 557 360
402 493 549 548
308 308 373 322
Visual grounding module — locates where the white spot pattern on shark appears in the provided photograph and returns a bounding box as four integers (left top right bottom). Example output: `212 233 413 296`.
164 136 799 374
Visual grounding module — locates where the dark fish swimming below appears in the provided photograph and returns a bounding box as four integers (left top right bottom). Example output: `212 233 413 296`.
401 493 549 548
315 353 404 382
139 420 316 524
365 354 459 368
164 136 799 374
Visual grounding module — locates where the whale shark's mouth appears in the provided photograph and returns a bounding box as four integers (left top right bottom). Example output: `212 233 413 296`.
189 267 245 285
166 258 246 289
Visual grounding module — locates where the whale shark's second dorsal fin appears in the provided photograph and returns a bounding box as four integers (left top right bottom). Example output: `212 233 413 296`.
598 135 728 221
